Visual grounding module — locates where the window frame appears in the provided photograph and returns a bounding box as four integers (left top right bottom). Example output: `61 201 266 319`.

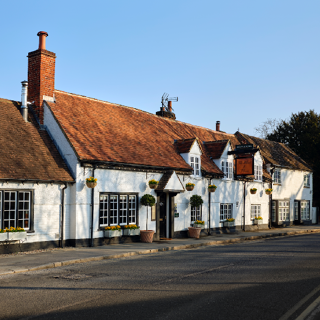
272 199 290 223
191 205 202 223
294 200 311 221
221 160 233 180
220 203 233 221
190 156 201 177
99 192 139 228
254 164 262 181
250 204 261 220
304 174 310 187
0 189 34 231
273 169 281 184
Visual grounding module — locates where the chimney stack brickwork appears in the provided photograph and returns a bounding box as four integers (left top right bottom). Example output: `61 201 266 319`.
27 32 56 124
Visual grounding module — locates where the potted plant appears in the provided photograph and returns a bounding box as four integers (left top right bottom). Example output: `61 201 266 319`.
250 188 257 194
86 176 97 188
193 220 205 229
265 188 273 195
254 216 263 225
148 179 159 189
6 227 27 241
186 182 195 191
123 224 140 236
208 184 217 193
223 218 235 228
140 194 156 243
190 195 203 208
188 227 201 238
104 225 122 238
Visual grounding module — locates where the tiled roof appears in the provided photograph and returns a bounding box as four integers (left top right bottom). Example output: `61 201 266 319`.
204 140 229 159
236 132 312 171
175 138 197 154
46 90 311 176
0 98 74 182
47 91 234 175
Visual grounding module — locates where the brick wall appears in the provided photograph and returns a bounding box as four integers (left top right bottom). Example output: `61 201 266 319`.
28 49 56 124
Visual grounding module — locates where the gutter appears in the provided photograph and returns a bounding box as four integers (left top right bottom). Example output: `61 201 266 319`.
269 166 275 229
208 179 211 235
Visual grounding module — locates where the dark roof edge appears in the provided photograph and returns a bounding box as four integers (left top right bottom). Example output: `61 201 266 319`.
0 178 75 184
81 160 193 174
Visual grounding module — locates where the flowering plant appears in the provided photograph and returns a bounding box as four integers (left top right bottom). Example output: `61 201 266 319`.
194 220 204 225
148 179 159 185
254 216 263 220
208 185 217 189
265 188 273 192
186 183 195 187
105 225 121 231
124 225 139 229
86 177 97 183
250 188 257 192
2 227 25 233
226 218 235 222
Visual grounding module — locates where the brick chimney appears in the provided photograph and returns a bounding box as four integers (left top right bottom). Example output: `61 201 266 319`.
27 31 56 124
216 121 220 131
156 101 176 120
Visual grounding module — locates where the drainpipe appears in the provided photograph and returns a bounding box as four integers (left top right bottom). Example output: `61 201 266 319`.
269 167 275 229
90 167 96 247
60 183 68 248
208 178 211 235
243 181 246 231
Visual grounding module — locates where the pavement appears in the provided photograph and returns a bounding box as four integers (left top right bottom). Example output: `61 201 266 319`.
0 225 320 276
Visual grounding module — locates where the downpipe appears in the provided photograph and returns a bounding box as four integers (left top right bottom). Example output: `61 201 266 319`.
60 183 68 248
90 166 96 247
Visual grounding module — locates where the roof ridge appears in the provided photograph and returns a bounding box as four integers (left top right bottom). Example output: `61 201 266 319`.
54 90 235 137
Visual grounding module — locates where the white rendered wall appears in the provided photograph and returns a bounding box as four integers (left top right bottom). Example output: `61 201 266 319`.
0 181 66 243
272 169 313 221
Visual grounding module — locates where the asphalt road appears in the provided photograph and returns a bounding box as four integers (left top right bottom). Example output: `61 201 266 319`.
1 233 320 320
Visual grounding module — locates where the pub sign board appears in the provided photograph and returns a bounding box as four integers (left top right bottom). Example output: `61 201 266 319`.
236 157 254 175
235 144 254 150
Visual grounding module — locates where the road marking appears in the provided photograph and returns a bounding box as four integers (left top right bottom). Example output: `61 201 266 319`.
279 284 320 320
296 295 320 320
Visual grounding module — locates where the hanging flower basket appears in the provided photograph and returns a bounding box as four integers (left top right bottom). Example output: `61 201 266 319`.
148 179 158 189
208 185 217 193
250 188 257 195
186 183 195 191
86 177 97 188
265 188 273 195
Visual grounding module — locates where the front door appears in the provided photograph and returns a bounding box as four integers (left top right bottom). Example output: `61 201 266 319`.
159 193 167 238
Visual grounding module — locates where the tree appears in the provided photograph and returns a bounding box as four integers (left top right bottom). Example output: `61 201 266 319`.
254 118 279 139
265 110 320 206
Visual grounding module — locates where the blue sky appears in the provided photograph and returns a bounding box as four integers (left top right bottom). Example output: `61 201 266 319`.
1 0 319 136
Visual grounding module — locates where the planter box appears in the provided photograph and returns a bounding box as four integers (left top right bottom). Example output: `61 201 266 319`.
123 229 140 236
223 221 234 228
7 232 27 241
193 223 204 229
254 219 263 225
0 233 7 241
104 230 122 238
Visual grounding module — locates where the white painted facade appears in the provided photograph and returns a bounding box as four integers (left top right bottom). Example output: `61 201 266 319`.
16 102 311 246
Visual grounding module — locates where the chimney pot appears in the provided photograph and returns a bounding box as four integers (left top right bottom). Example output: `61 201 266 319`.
216 121 220 131
168 101 172 112
37 31 48 50
21 81 28 122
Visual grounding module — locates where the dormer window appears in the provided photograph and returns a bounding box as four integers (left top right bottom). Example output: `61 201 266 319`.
190 156 200 176
221 161 233 179
273 169 281 184
304 173 310 187
254 164 262 181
